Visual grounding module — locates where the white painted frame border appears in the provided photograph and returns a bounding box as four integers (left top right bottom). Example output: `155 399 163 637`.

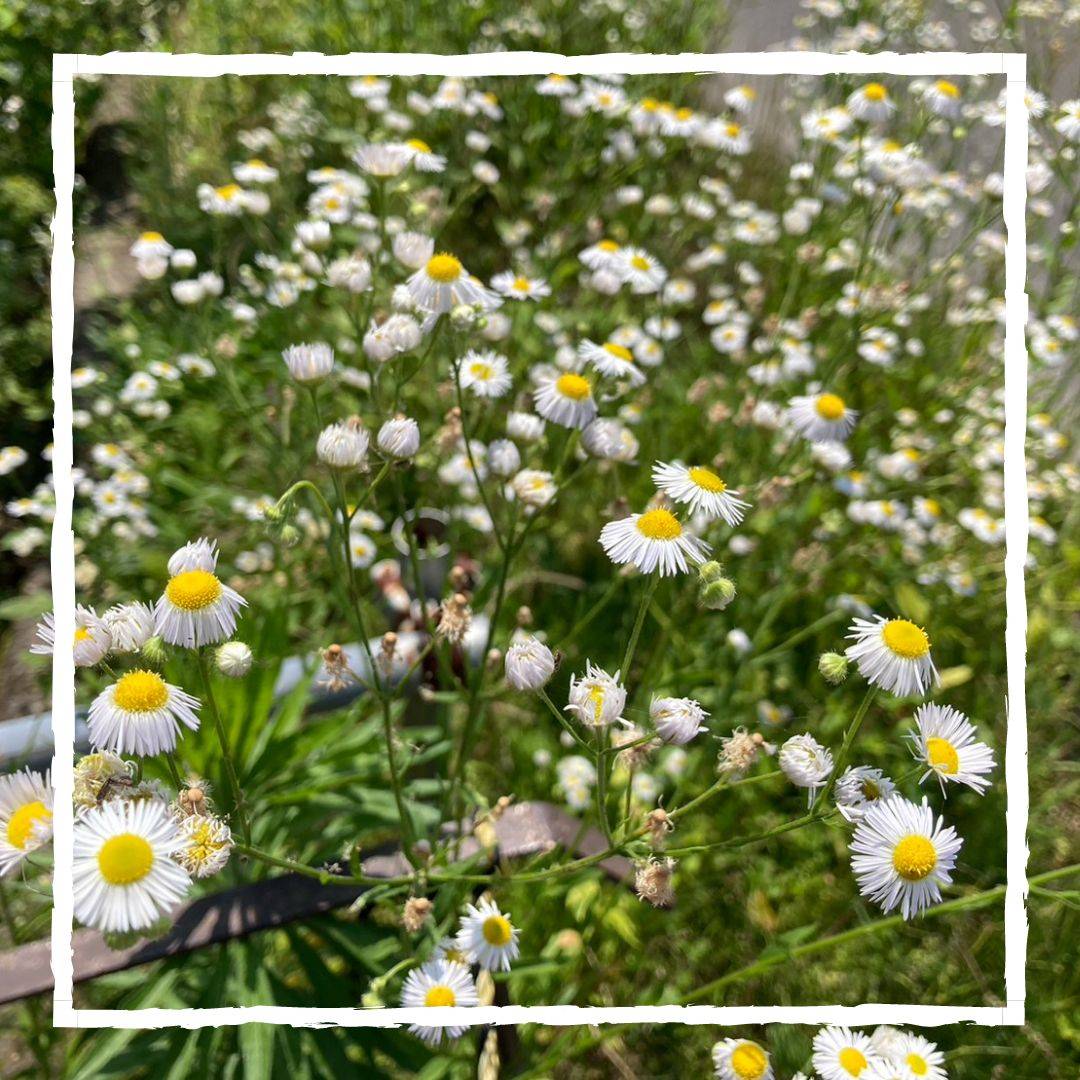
51 49 1029 1031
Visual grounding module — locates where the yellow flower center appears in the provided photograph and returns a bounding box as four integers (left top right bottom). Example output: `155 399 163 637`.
469 362 494 380
513 276 531 291
482 914 513 946
863 83 888 102
74 626 92 643
738 86 757 100
892 834 937 881
676 107 694 121
923 499 940 515
216 183 241 200
725 122 741 137
815 393 846 420
926 736 959 775
935 80 959 98
443 946 468 965
603 343 634 362
324 196 341 210
838 1047 868 1075
630 255 651 271
407 138 432 153
598 240 620 252
425 253 463 283
165 569 223 611
6 801 51 850
186 821 224 865
731 1041 768 1079
906 1053 930 1076
112 670 170 712
882 618 931 659
424 986 456 1007
687 466 727 493
636 508 682 540
247 158 267 168
587 684 607 722
140 231 164 242
97 833 155 885
556 373 591 400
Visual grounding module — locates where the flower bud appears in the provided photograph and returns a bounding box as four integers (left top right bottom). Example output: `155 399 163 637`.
698 560 725 584
818 651 849 684
216 640 253 678
140 635 168 665
700 577 737 610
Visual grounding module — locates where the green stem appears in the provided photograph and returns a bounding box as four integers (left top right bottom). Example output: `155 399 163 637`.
818 685 877 811
196 650 251 845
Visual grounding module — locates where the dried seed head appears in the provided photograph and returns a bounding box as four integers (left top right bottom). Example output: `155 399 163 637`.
719 726 766 778
634 856 677 908
645 807 674 845
401 896 434 933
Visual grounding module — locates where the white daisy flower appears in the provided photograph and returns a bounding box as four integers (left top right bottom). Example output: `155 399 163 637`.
505 635 556 691
922 79 962 119
511 469 557 508
847 82 895 123
352 142 411 177
348 75 390 99
400 958 479 1046
579 238 625 274
73 799 191 933
850 796 963 919
349 532 377 569
400 138 446 172
0 769 53 876
618 246 667 293
30 604 112 667
578 339 646 386
834 765 896 823
712 1037 774 1080
378 416 421 459
533 371 598 430
406 253 497 314
650 696 709 745
88 669 200 757
566 662 626 728
813 1026 881 1079
282 342 335 383
101 602 156 653
491 271 551 301
129 231 172 260
455 897 521 972
846 615 939 697
175 813 233 879
908 703 995 795
316 418 370 468
600 507 709 576
893 1032 947 1080
582 418 639 463
779 733 834 806
652 462 751 526
459 349 512 399
155 542 247 649
787 393 859 442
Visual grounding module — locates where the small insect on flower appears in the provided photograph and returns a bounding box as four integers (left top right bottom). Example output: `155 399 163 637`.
456 897 521 972
30 605 112 667
400 958 479 1046
908 703 996 795
812 1026 882 1080
787 393 859 442
282 342 335 383
652 462 751 525
650 696 709 745
533 371 599 429
849 796 963 919
73 798 191 934
600 506 709 577
406 252 496 314
504 634 556 691
0 769 53 876
712 1037 775 1080
155 540 247 649
88 669 201 757
846 614 938 697
565 662 626 728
